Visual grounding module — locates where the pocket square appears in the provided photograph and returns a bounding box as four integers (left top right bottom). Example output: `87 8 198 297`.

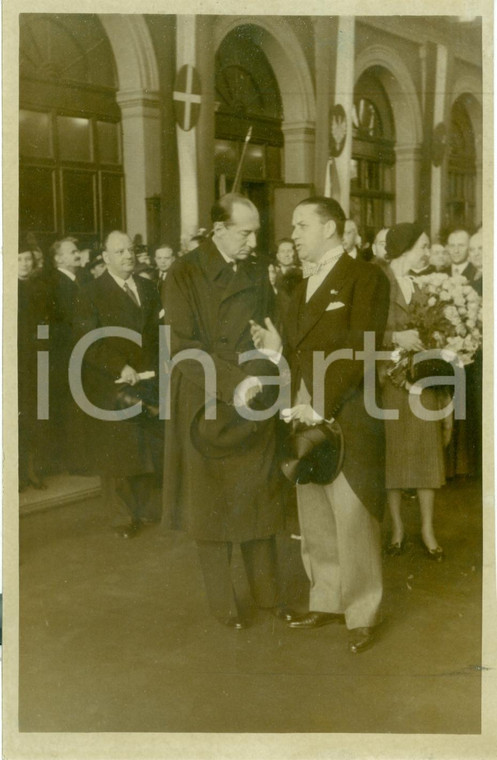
325 301 345 311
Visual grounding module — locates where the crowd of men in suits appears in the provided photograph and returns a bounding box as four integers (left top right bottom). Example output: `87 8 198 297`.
18 195 483 653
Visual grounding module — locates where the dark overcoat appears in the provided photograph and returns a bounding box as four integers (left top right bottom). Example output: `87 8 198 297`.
162 239 285 542
283 253 390 520
73 270 163 476
18 276 51 475
46 269 84 469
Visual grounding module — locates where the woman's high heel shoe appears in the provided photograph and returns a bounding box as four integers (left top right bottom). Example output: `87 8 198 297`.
421 540 444 561
385 536 407 556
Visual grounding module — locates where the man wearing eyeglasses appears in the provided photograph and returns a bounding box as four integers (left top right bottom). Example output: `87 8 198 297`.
162 193 289 630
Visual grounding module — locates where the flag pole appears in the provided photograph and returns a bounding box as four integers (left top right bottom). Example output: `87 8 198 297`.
231 126 253 194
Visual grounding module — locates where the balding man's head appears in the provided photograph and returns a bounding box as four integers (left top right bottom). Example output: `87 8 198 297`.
211 194 260 263
103 230 135 279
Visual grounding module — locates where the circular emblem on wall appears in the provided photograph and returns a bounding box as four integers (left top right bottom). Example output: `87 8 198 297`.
173 64 202 131
432 122 447 167
329 104 347 157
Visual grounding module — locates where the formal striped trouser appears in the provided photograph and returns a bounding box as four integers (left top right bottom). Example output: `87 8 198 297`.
294 380 383 629
296 474 383 629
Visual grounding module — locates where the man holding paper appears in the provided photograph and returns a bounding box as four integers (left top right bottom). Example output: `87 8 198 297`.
251 197 390 653
73 230 164 538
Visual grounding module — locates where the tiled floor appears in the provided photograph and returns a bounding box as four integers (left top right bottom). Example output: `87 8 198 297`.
19 478 482 734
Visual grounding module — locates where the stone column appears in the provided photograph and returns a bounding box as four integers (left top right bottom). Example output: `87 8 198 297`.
475 158 482 225
395 144 422 222
175 15 200 245
430 43 449 240
282 121 315 184
328 17 355 214
116 90 161 242
195 16 216 229
312 17 335 194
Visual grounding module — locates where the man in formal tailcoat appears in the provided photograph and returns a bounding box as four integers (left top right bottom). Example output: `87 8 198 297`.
47 237 83 472
162 193 289 629
73 230 163 537
251 197 390 653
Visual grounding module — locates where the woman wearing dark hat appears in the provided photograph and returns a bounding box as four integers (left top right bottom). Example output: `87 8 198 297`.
382 223 447 560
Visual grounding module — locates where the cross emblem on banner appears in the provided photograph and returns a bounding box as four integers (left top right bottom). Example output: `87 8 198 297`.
173 64 202 131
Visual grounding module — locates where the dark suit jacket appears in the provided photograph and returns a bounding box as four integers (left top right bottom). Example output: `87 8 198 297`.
156 271 169 309
283 253 390 519
73 270 163 475
47 269 81 383
442 261 478 286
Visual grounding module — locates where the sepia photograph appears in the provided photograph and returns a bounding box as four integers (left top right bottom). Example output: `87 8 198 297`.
2 0 496 758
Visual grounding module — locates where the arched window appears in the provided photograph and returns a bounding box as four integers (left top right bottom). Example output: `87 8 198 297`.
215 25 283 252
350 68 396 245
19 14 124 251
446 96 476 229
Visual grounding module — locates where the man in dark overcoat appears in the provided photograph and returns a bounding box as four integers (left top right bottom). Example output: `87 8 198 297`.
73 230 163 537
162 194 289 629
251 197 390 653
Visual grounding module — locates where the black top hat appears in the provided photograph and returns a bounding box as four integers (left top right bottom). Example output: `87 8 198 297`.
281 420 344 485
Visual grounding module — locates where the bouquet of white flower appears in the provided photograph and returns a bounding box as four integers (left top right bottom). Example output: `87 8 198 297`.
388 272 482 388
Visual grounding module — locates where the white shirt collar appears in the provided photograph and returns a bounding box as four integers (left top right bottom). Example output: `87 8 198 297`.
108 270 135 289
304 245 344 302
57 267 77 282
108 270 141 304
347 247 358 260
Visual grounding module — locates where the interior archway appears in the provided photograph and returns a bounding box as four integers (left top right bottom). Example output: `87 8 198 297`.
98 14 161 241
449 79 482 226
350 67 396 243
355 46 423 222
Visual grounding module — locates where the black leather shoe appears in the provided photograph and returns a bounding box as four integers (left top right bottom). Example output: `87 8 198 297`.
218 614 250 630
348 626 375 654
268 606 299 622
288 611 345 629
115 521 142 539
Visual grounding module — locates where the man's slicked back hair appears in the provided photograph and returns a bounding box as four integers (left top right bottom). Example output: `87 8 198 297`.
297 196 346 238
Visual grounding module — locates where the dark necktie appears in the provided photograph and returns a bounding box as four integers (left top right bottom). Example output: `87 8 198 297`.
123 281 140 308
